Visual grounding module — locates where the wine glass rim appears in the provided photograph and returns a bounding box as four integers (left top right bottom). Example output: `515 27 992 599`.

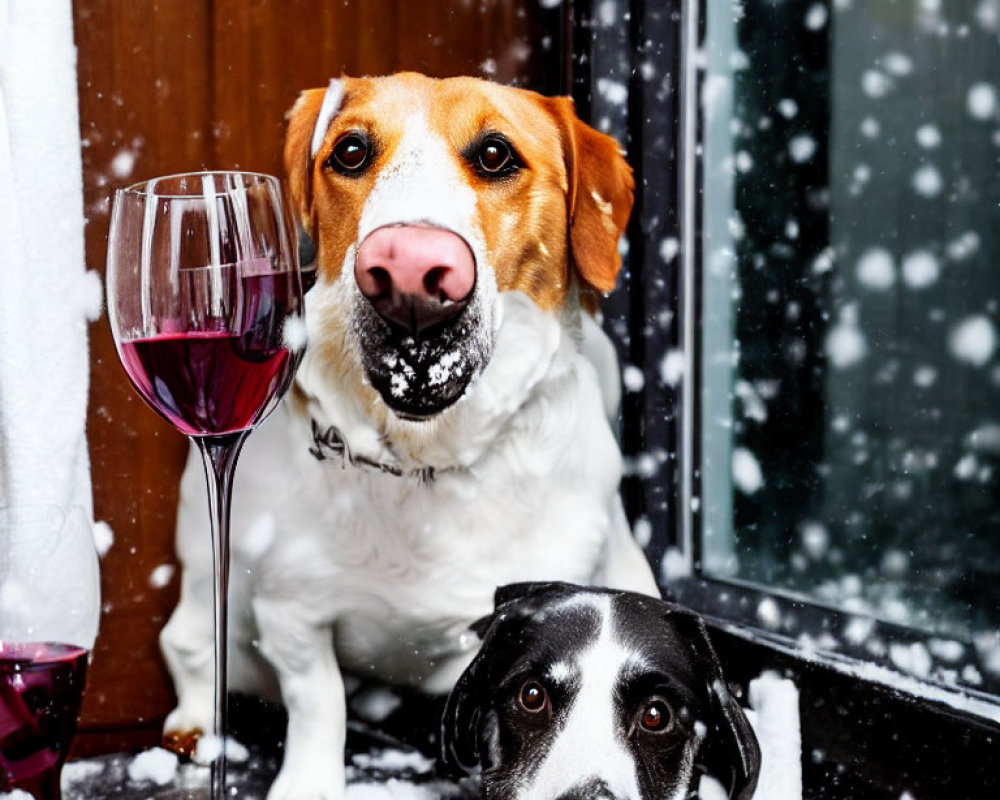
0 641 89 661
118 170 283 198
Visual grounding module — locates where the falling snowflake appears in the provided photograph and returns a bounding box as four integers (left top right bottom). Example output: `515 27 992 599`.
862 69 892 98
916 123 942 148
949 315 998 366
911 164 943 197
856 247 896 290
789 134 817 163
805 3 828 30
826 305 868 369
901 250 940 289
732 447 764 494
968 82 997 119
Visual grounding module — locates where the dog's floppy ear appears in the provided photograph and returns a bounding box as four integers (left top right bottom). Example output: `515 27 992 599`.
283 79 346 239
440 606 504 775
546 96 635 300
667 606 761 800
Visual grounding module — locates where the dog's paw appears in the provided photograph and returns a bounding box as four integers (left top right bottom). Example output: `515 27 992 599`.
162 705 212 759
266 761 345 800
162 726 202 759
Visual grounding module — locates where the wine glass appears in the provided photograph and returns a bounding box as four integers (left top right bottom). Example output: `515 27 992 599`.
0 505 100 800
105 171 303 800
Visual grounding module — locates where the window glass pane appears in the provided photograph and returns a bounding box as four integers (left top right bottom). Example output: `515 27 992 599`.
699 0 1000 664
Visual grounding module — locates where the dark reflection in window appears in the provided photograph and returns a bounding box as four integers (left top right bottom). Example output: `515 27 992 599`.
701 0 1000 664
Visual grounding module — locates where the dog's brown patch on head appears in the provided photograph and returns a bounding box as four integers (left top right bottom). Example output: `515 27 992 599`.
285 76 403 285
284 74 634 310
426 79 573 310
422 78 635 311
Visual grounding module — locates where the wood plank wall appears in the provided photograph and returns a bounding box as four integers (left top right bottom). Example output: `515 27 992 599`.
73 0 562 755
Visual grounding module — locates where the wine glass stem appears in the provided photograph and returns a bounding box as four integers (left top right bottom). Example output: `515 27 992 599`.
194 430 249 800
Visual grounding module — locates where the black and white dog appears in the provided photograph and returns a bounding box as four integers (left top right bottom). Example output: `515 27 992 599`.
441 583 761 800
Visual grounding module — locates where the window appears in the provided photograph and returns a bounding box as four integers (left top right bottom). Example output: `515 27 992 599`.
575 0 1000 794
694 0 1000 692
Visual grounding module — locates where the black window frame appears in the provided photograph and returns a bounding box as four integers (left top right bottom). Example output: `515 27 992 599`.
567 1 1000 797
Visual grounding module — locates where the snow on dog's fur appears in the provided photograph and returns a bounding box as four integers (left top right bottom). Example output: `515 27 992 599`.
159 72 658 800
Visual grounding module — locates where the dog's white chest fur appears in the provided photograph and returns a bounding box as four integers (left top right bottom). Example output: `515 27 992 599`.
173 290 635 693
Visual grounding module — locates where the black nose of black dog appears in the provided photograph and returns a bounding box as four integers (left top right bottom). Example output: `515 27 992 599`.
554 777 618 800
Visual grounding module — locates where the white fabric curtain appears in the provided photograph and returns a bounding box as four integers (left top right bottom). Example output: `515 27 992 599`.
0 0 95 512
0 0 100 646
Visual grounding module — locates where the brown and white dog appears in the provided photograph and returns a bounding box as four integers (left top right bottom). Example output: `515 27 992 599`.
160 72 659 800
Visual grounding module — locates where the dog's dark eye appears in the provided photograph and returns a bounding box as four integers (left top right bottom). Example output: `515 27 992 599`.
475 136 519 177
328 133 370 174
637 699 673 733
517 680 549 714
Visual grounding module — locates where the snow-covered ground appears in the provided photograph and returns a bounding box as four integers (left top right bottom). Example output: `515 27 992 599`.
58 742 477 800
52 674 802 800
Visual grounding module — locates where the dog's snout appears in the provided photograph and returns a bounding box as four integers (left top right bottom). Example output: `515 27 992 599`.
355 225 475 335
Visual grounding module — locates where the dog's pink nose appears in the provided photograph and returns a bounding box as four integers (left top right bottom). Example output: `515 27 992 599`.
355 226 476 335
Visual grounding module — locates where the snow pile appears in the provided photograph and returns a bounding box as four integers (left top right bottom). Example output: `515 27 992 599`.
698 673 802 799
192 734 249 765
346 780 446 800
60 759 105 788
126 748 179 786
351 749 435 775
747 672 802 800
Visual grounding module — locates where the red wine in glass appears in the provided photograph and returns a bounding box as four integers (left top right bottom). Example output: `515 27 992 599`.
117 272 299 436
0 642 88 800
